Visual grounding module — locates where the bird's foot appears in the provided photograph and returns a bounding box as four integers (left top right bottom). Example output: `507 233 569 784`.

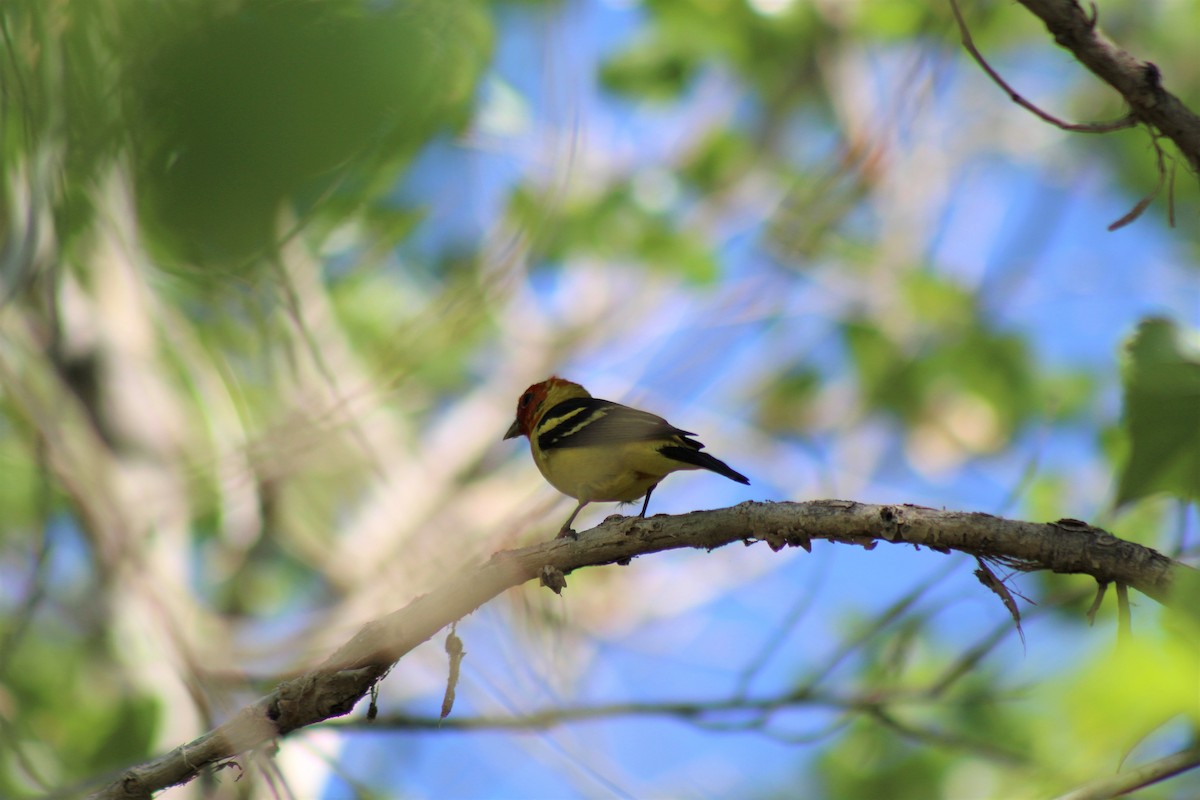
555 527 579 540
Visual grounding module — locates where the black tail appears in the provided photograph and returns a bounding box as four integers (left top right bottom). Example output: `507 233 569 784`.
660 445 750 485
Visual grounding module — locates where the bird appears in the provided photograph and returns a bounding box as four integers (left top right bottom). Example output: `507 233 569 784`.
504 376 750 538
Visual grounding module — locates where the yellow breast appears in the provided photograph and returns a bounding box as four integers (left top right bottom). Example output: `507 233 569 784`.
533 441 696 503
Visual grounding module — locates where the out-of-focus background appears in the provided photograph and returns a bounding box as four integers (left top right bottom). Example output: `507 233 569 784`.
1 0 1197 797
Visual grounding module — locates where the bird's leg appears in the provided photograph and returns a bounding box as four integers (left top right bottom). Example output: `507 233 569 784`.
638 484 658 518
557 500 588 539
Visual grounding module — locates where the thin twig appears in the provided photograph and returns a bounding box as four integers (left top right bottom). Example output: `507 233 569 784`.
355 687 1026 762
733 554 832 698
1115 582 1132 649
866 705 1026 763
1107 135 1170 231
949 0 1136 133
1086 580 1108 626
1054 744 1200 800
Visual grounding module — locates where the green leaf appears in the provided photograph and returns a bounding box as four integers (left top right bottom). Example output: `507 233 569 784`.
680 129 757 194
843 320 913 418
1115 318 1200 507
128 0 492 264
754 366 822 437
509 181 719 283
1055 633 1200 771
599 35 699 101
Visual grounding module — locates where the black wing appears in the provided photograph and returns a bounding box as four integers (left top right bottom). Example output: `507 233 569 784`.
538 396 750 485
537 397 694 451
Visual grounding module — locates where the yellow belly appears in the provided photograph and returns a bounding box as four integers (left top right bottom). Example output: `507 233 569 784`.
534 442 696 503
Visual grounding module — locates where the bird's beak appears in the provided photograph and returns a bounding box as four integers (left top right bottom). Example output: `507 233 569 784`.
503 419 521 440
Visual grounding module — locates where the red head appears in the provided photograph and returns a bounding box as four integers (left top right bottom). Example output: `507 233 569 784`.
504 376 589 439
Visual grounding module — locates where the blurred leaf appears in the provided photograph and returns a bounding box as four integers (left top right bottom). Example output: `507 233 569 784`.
601 0 826 108
358 204 428 255
680 129 758 194
599 35 700 101
902 271 974 329
767 165 874 265
1165 568 1200 640
816 718 950 800
640 218 719 283
510 182 719 282
87 694 160 770
852 1 937 39
754 366 822 437
843 274 1037 455
3 629 160 791
843 319 913 417
1115 318 1200 507
0 434 46 534
1059 634 1200 764
127 0 492 264
1040 371 1097 422
1 1 127 252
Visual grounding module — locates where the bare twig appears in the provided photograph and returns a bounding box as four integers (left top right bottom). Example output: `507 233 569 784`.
1167 152 1177 225
798 563 949 693
1106 174 1160 231
733 566 826 697
440 627 465 721
1086 580 1108 626
1115 582 1132 648
927 618 1017 697
1108 136 1174 231
355 685 1026 762
867 705 1025 763
948 0 1136 133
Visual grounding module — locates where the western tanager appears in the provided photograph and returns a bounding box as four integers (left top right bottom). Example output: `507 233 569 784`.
504 377 750 537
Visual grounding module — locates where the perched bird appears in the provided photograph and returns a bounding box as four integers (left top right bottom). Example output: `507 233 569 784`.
504 377 750 537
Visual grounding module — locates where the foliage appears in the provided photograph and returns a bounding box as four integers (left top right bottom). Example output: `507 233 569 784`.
1117 318 1200 507
0 0 1197 797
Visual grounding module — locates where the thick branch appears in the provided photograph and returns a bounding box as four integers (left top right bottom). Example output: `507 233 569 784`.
86 500 1191 799
1016 0 1200 173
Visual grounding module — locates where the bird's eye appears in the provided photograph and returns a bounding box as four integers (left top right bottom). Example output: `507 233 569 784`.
519 391 533 409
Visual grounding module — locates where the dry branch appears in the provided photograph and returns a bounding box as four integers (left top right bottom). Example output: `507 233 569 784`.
86 500 1191 799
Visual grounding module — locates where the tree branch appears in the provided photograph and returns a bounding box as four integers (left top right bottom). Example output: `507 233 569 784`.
1054 743 1200 800
949 0 1135 133
85 500 1191 799
1014 0 1200 174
